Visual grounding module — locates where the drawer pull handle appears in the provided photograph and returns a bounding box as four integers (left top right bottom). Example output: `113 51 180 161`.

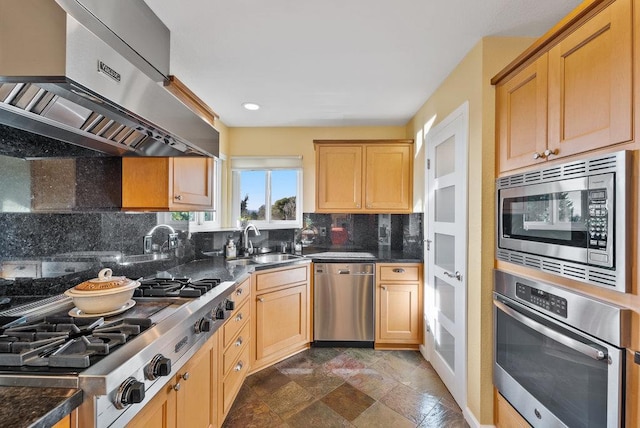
381 286 387 290
392 268 405 274
235 361 244 372
181 372 190 381
444 270 462 281
174 194 183 201
258 297 265 303
235 337 243 347
236 288 243 295
173 383 181 391
235 313 243 322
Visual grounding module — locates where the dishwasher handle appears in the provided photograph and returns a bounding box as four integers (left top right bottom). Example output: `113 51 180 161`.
338 269 350 274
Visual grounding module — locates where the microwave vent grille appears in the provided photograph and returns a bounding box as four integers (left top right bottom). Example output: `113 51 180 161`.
541 260 562 274
541 167 562 180
523 171 541 183
588 155 618 172
497 249 620 289
560 162 586 177
588 270 617 287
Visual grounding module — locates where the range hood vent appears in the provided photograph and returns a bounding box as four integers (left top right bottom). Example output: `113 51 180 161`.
0 0 219 158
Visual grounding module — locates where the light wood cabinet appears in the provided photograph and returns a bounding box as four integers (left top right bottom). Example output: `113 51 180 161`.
547 0 632 159
495 390 531 428
496 54 548 172
128 332 217 428
494 0 633 173
251 264 311 372
375 263 423 349
314 140 413 213
122 157 214 211
218 277 251 426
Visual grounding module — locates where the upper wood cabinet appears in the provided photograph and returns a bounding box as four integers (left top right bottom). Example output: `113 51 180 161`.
494 0 633 173
314 140 413 213
122 157 214 211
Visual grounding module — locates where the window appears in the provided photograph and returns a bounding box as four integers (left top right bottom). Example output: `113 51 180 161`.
189 156 224 231
231 156 303 229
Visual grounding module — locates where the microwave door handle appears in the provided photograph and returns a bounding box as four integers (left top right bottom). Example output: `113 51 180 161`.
494 300 607 361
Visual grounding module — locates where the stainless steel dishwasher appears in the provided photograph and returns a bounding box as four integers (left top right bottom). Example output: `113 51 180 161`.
313 262 375 347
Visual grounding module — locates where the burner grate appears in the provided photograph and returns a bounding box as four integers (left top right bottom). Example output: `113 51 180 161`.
135 277 221 298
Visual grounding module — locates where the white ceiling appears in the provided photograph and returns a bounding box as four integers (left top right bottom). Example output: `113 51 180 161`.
144 0 582 127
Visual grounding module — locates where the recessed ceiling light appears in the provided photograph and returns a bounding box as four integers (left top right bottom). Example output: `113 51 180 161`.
242 102 260 111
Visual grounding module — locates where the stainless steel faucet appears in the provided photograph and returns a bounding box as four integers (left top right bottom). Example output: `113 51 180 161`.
242 223 261 256
144 224 178 254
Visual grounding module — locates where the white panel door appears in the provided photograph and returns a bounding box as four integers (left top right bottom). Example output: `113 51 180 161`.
424 102 468 408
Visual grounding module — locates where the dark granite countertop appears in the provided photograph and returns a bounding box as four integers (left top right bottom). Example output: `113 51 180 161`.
0 386 82 428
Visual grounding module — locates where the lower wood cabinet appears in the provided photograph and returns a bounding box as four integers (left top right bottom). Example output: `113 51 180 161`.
495 390 531 428
127 331 218 428
218 276 251 426
375 263 423 349
251 264 311 372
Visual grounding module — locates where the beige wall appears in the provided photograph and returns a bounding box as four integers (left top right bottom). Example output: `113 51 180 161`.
225 126 406 213
406 36 534 424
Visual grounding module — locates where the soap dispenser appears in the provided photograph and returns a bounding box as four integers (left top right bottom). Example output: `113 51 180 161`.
225 236 237 259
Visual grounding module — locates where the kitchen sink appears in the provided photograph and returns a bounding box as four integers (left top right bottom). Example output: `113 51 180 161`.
225 258 257 266
118 253 170 265
252 254 302 264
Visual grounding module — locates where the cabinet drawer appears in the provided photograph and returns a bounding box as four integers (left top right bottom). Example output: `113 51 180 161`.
255 265 308 292
379 265 420 282
222 344 249 414
222 321 250 375
229 277 250 308
223 299 249 348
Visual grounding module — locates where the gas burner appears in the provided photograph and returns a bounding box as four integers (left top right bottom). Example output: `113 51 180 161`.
134 278 221 298
0 315 152 368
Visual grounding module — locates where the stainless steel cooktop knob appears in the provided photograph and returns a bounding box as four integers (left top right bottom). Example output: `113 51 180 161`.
225 299 236 311
145 354 172 380
195 317 212 333
115 377 146 409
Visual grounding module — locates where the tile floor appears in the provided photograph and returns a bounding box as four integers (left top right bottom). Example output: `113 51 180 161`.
222 348 469 427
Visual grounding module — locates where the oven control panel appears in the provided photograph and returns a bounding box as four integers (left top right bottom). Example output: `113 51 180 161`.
516 282 567 318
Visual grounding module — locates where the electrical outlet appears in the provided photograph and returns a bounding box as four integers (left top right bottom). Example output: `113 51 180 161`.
319 227 326 236
168 233 179 250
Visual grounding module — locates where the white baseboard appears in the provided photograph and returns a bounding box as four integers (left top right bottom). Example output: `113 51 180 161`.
464 407 496 428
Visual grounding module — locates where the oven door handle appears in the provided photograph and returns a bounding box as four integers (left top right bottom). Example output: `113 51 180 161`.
494 299 607 361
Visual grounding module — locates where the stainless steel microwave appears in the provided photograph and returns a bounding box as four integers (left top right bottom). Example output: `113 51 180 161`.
496 151 630 293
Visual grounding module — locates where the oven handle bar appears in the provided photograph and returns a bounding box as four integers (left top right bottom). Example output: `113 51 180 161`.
494 299 607 361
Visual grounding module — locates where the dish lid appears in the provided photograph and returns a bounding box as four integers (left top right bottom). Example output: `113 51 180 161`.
70 268 137 292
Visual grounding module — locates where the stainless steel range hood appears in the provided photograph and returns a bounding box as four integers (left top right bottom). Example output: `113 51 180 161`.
0 0 219 157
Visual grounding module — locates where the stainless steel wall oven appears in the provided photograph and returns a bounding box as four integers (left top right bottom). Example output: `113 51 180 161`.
496 150 630 292
493 270 630 427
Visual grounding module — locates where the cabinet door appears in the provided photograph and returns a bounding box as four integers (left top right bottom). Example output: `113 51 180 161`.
176 337 216 428
127 383 177 428
548 0 632 159
377 282 421 343
315 145 362 211
171 157 214 208
365 144 412 211
496 55 548 173
254 284 308 363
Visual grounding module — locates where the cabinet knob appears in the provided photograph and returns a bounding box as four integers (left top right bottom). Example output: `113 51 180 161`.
235 337 243 347
235 361 244 372
236 288 243 296
181 372 190 381
258 297 265 303
381 286 387 290
544 148 558 157
356 203 361 208
392 268 405 274
173 383 181 392
235 313 243 322
174 194 183 201
532 152 544 160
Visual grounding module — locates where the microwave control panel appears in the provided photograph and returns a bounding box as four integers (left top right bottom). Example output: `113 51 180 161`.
516 282 567 318
587 189 608 250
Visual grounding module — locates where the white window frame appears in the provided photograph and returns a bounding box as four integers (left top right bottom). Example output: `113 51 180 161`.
189 155 225 232
231 156 303 229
